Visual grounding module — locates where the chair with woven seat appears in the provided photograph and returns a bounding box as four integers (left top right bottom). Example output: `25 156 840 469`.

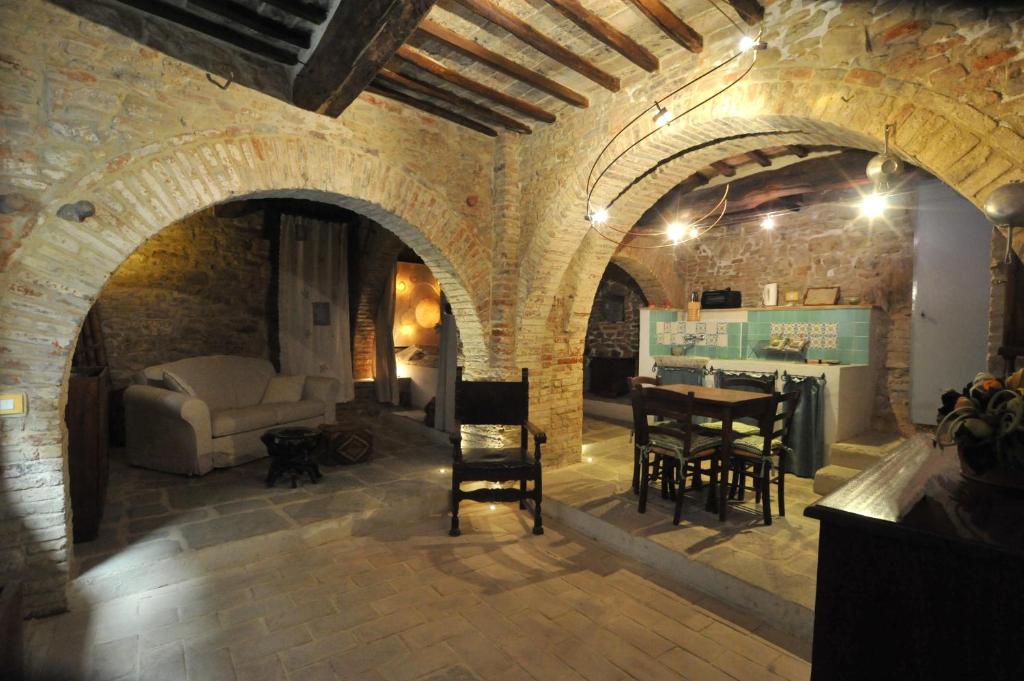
448 367 546 537
627 375 661 495
700 371 776 498
632 387 721 525
728 390 801 525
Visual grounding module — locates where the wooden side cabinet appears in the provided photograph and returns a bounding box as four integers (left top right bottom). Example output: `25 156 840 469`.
66 366 109 543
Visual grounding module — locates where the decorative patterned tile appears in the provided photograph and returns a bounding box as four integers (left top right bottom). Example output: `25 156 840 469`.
694 322 706 333
705 333 717 346
770 322 783 336
717 334 728 348
810 323 824 335
823 336 838 349
826 322 838 334
796 323 810 335
717 322 729 335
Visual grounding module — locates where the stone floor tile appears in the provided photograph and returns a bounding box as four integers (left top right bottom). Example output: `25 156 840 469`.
218 594 295 628
185 646 237 681
445 631 516 679
375 642 462 681
327 635 409 679
228 623 311 662
181 510 292 550
263 598 336 632
400 613 476 650
286 661 340 681
235 654 288 681
89 635 139 681
352 609 427 643
306 603 381 638
766 653 811 681
499 638 589 681
703 621 782 665
371 584 441 616
279 629 359 671
712 649 788 681
553 637 632 681
184 619 266 656
658 647 735 681
140 641 187 681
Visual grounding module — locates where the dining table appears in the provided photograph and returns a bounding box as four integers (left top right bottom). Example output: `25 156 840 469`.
658 383 774 520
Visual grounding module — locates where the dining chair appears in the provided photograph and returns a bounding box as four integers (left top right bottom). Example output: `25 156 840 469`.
627 375 662 495
727 390 801 525
448 367 546 537
631 387 721 525
701 372 776 498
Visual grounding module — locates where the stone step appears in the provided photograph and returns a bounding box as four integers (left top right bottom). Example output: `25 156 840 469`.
829 430 905 471
812 464 862 496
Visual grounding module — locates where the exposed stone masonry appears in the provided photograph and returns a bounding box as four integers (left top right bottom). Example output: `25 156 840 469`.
585 263 647 360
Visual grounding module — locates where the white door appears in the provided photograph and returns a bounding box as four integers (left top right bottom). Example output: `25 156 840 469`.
910 180 993 424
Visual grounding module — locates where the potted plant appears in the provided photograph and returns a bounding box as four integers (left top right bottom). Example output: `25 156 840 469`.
936 370 1024 489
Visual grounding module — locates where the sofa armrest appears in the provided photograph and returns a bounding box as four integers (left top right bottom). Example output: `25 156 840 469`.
124 385 214 475
303 376 340 422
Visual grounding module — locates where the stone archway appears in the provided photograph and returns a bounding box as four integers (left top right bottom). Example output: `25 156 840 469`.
0 130 491 615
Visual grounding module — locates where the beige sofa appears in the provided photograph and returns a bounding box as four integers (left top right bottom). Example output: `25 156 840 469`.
125 355 339 476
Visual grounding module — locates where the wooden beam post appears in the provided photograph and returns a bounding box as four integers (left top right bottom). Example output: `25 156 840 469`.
711 161 736 177
543 0 658 72
378 68 531 134
397 45 556 123
416 19 588 108
454 0 620 91
368 83 499 137
747 150 772 167
626 0 702 53
727 0 764 26
293 0 437 116
787 144 810 158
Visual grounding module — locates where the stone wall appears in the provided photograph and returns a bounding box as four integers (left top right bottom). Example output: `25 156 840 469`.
96 209 272 388
585 264 648 359
681 187 915 433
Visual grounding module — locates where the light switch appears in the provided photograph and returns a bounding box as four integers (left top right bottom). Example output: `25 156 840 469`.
0 392 26 416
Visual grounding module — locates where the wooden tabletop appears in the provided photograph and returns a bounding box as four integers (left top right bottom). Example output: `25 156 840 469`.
656 383 773 406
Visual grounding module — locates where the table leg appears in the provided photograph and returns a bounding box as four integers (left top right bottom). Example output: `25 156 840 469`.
718 411 733 521
705 452 719 513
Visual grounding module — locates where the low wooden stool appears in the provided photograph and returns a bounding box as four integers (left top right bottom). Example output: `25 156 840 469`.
317 422 373 466
262 427 322 488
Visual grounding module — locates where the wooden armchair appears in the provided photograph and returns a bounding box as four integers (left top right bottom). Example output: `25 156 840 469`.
448 368 546 537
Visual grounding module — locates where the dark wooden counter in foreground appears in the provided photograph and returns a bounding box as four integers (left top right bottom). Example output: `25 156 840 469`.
804 435 1024 681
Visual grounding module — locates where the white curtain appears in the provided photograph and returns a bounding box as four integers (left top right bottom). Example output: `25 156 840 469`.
375 261 400 404
278 215 355 402
434 306 458 432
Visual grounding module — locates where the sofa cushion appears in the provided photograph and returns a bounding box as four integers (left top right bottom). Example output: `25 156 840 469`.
151 356 275 410
211 404 281 438
262 375 305 404
163 370 197 397
273 400 325 424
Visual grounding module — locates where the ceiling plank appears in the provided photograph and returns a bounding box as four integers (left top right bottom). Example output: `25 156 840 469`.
454 0 620 91
188 0 311 48
626 0 702 53
113 0 299 63
710 161 736 177
747 149 772 167
260 0 327 24
293 0 437 116
542 0 658 72
417 19 588 108
726 0 764 26
397 45 556 123
379 68 531 134
368 82 499 137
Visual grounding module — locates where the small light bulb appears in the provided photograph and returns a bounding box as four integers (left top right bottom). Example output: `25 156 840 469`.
489 504 497 511
688 226 700 239
861 192 888 219
586 456 594 463
439 468 446 474
666 221 686 243
761 216 776 230
739 36 758 52
590 207 609 225
653 104 672 127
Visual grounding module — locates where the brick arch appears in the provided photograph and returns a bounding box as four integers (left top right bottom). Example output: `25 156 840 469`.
0 131 493 613
518 68 1024 465
608 252 675 308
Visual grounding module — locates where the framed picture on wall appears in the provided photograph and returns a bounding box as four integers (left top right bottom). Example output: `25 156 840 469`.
803 286 841 306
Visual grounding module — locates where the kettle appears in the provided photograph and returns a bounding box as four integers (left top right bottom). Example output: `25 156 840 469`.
762 283 778 307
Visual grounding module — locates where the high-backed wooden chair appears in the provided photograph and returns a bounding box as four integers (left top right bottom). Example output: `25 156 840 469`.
632 387 721 525
728 390 801 525
628 375 662 494
448 368 546 537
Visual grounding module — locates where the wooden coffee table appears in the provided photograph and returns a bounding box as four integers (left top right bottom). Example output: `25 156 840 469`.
261 426 322 488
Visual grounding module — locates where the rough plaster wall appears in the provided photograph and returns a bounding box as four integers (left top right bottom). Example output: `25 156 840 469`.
97 209 272 389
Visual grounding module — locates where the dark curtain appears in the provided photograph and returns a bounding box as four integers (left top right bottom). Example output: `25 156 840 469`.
657 366 704 386
783 373 827 477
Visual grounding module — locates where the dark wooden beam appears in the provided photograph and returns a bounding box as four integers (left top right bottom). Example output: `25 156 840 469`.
711 161 736 177
691 172 710 187
747 149 772 167
727 0 764 26
787 144 810 158
260 0 327 24
293 0 437 116
626 0 703 53
542 0 658 72
417 19 588 108
368 82 498 137
379 68 531 134
188 0 311 48
113 0 299 63
396 45 556 123
454 0 620 91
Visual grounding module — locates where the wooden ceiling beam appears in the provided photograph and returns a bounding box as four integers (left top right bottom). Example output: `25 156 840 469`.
379 68 531 134
710 161 736 177
454 0 620 91
727 0 764 27
542 0 658 72
293 0 436 116
260 0 327 24
787 144 810 158
417 19 588 108
747 149 773 167
396 45 556 123
188 0 311 48
368 82 499 137
626 0 702 53
114 0 299 63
